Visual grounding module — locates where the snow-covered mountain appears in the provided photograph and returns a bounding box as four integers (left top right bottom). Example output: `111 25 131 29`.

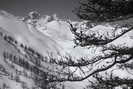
0 10 91 58
0 10 133 89
0 10 89 89
0 11 64 56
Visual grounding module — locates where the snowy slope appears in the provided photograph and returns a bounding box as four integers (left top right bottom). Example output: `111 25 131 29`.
0 10 91 59
36 17 92 58
0 27 37 89
0 27 63 89
0 10 89 89
0 10 65 57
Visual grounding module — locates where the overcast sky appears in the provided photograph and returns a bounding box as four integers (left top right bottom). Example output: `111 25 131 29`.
0 0 80 20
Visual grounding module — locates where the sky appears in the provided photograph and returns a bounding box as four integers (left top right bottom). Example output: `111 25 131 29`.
0 0 80 20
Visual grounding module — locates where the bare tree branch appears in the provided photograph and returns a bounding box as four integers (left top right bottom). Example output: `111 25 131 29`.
49 56 133 82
